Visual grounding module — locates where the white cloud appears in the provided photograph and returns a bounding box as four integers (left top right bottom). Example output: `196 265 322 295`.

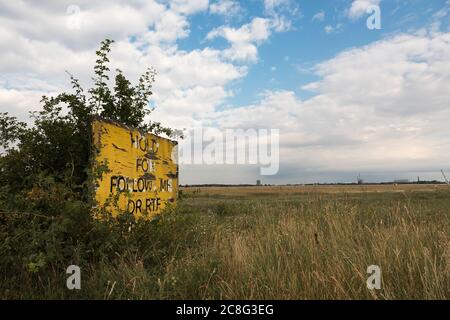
324 24 342 34
207 17 270 43
0 1 168 49
270 14 293 32
0 88 49 123
263 0 289 14
324 25 333 34
137 9 190 45
263 0 299 32
312 10 325 22
209 0 241 17
200 30 450 179
206 17 271 62
308 31 450 116
206 0 298 63
0 0 243 131
170 0 209 14
348 0 381 19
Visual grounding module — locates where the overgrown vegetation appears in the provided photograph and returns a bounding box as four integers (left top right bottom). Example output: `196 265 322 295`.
0 39 178 296
2 187 449 299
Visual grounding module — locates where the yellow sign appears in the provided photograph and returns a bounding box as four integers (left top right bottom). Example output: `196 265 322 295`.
92 118 178 219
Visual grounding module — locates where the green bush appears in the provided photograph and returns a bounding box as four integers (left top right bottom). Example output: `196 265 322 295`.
0 39 180 297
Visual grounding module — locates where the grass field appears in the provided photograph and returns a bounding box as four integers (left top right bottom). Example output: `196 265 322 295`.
3 184 449 299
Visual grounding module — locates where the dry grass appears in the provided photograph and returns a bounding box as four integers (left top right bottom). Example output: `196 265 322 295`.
4 185 449 299
182 184 448 197
164 188 450 299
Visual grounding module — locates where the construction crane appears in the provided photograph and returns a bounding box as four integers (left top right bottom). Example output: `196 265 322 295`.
441 169 450 185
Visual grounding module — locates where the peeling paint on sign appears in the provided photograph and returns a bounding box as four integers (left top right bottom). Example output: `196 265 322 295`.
92 118 178 219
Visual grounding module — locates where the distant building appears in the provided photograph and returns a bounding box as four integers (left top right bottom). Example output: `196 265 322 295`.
256 179 262 186
394 179 410 183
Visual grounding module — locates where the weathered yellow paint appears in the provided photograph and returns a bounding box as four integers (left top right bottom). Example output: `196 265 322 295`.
92 118 178 219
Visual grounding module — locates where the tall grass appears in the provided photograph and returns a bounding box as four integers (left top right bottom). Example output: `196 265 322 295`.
2 189 449 299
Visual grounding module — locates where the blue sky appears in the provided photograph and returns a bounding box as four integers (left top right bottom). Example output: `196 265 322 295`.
1 0 450 184
179 0 449 107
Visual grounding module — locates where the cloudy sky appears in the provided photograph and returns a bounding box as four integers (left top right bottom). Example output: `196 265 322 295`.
1 0 450 184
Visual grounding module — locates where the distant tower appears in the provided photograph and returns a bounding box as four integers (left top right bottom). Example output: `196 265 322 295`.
357 173 363 185
441 169 450 185
256 179 262 186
